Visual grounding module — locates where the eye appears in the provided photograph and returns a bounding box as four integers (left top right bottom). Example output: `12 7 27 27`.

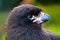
28 15 32 18
27 15 32 19
27 15 35 20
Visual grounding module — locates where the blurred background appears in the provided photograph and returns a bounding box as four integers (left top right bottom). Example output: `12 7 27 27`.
0 0 60 40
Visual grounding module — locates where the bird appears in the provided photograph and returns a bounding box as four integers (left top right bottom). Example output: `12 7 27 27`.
6 4 60 40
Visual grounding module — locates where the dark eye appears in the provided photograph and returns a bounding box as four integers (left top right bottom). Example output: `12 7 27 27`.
27 15 32 19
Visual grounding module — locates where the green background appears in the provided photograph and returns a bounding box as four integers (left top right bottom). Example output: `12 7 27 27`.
0 0 60 40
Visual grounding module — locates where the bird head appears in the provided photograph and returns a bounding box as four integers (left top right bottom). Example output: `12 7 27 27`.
28 12 50 24
24 4 51 24
8 4 51 29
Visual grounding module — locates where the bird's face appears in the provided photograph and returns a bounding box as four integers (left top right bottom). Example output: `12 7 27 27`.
27 12 50 24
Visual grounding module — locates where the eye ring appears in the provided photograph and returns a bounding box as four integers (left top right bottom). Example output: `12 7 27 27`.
27 15 32 19
27 15 35 20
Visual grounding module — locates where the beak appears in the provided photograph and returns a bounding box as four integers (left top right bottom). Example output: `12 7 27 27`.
28 12 51 24
41 12 51 22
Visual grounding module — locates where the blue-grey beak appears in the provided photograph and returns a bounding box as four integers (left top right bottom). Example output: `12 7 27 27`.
41 13 50 22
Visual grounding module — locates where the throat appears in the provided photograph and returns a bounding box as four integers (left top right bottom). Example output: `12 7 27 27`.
26 24 42 31
31 24 42 31
32 26 42 31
